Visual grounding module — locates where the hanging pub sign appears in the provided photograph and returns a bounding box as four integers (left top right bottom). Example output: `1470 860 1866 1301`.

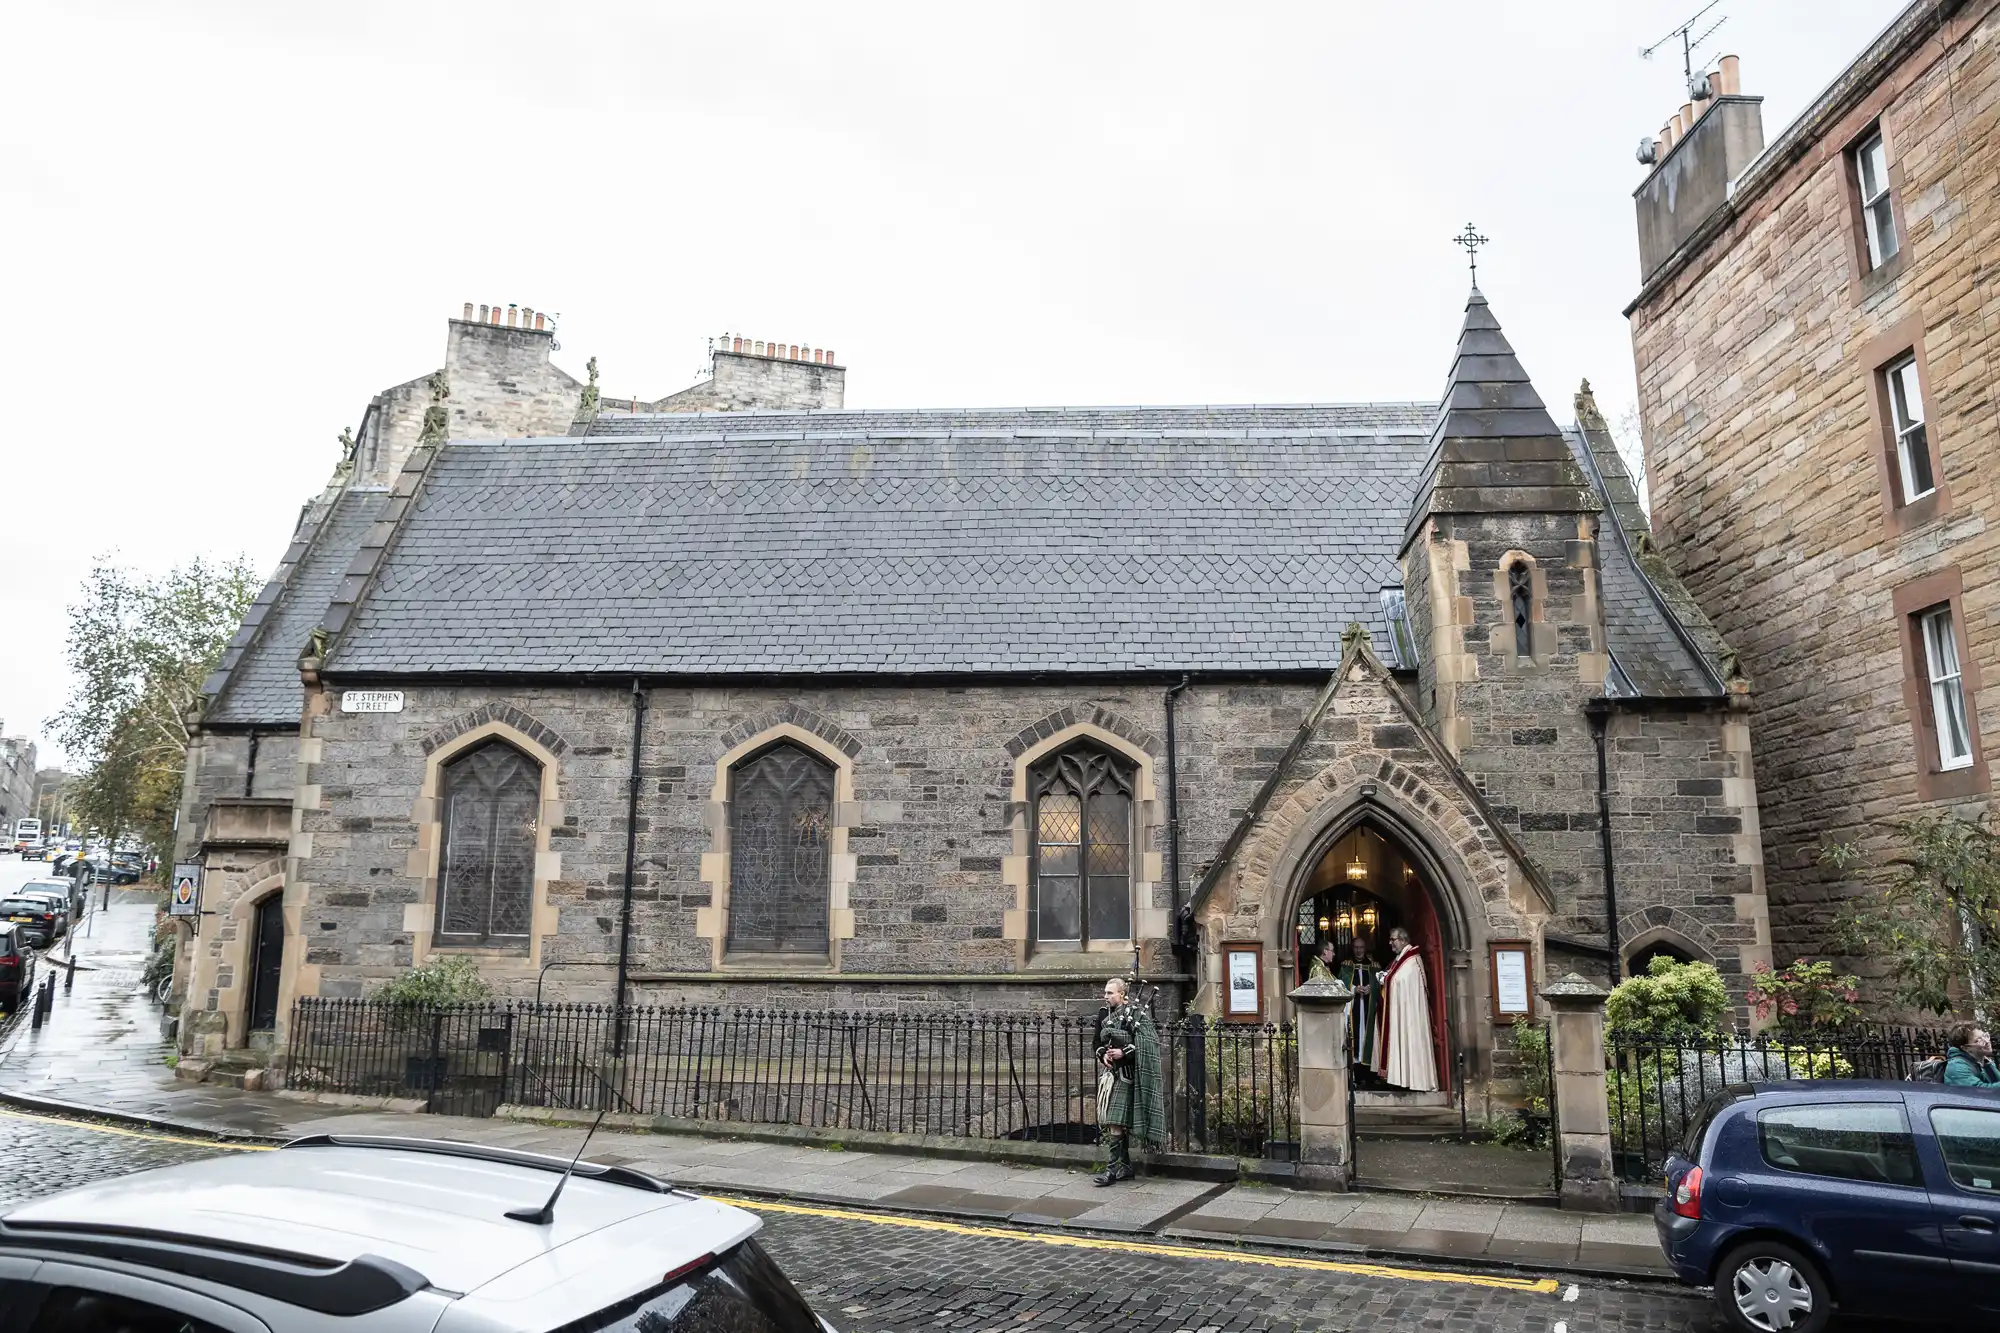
1224 941 1264 1022
1489 940 1534 1023
169 863 202 917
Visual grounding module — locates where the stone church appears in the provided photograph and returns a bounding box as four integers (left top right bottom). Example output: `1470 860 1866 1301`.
172 291 1771 1106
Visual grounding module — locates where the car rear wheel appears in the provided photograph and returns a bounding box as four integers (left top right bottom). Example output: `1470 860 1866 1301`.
1715 1239 1830 1333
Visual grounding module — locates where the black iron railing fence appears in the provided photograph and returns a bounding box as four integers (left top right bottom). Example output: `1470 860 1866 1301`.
286 997 1297 1159
1606 1027 1950 1183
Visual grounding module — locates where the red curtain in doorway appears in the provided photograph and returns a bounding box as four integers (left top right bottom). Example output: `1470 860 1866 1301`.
1403 878 1451 1094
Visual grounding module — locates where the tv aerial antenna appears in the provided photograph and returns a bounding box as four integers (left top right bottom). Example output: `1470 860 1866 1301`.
1641 2 1727 101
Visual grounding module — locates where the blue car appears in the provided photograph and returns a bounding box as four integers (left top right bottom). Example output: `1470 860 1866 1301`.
1658 1079 2000 1331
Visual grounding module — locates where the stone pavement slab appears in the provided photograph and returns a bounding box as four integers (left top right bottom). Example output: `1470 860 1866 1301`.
0 888 1673 1279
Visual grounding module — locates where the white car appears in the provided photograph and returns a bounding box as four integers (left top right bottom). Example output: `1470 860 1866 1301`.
0 1134 836 1332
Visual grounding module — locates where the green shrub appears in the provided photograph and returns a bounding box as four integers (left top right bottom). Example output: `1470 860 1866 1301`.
376 956 493 1007
1511 1020 1551 1116
1605 955 1731 1043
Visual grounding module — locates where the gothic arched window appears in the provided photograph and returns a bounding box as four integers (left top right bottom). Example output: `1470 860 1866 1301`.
436 740 541 944
728 742 834 954
1031 746 1134 947
1507 561 1534 658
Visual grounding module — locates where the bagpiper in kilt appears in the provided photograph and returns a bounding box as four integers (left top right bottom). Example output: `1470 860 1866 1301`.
1093 976 1166 1186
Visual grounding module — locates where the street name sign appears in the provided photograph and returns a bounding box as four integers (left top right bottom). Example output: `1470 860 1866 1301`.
341 690 405 714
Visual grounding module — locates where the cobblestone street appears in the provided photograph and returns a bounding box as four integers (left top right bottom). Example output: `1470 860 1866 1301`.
0 1100 1725 1333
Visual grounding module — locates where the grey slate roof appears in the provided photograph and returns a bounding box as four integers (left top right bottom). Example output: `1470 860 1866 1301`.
326 406 1436 676
207 488 390 724
1566 410 1731 699
1402 288 1599 549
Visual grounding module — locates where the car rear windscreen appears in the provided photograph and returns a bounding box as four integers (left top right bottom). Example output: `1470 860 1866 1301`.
549 1238 822 1333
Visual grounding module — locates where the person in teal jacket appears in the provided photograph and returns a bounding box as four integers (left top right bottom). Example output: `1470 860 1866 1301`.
1944 1023 2000 1086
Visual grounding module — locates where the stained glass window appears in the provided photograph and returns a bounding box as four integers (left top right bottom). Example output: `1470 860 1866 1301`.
1031 747 1133 947
436 741 541 944
728 743 834 954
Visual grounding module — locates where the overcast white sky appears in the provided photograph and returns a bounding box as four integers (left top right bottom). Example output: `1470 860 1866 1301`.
2 0 1906 767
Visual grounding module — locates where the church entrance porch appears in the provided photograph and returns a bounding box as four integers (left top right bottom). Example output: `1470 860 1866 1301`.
1291 825 1453 1103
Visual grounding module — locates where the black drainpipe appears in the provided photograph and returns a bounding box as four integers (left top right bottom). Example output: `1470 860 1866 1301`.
1585 698 1623 980
612 679 648 1055
243 731 261 798
1164 674 1192 999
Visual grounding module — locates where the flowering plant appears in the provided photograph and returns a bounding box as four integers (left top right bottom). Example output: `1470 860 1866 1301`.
1746 959 1862 1035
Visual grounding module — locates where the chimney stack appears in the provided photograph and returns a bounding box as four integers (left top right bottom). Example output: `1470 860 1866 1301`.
1632 54 1763 283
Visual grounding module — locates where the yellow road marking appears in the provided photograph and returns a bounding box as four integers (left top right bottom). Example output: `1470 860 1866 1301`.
705 1194 1561 1294
0 1106 274 1151
0 1109 1559 1294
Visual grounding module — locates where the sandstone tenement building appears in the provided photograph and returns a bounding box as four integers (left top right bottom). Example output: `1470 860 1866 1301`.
1626 0 2000 972
171 290 1769 1120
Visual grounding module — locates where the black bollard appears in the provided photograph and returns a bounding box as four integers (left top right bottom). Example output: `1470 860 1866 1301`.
62 955 75 993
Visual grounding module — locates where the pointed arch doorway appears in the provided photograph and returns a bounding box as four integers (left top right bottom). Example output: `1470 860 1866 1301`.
1289 820 1459 1104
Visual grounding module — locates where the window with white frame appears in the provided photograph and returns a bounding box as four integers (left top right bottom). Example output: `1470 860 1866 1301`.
1856 131 1899 270
1379 586 1417 668
1886 354 1933 502
1920 605 1973 770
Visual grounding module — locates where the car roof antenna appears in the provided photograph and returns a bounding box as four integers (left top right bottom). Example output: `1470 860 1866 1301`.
506 1109 609 1225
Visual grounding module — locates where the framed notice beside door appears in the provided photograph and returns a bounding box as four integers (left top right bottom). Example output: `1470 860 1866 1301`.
1489 940 1534 1024
1223 941 1264 1022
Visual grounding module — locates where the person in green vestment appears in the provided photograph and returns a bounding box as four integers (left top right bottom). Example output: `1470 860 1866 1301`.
1337 934 1383 1071
1093 976 1166 1186
1308 937 1339 983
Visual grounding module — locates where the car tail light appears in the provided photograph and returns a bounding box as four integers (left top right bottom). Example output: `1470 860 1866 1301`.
661 1253 716 1286
1673 1165 1703 1219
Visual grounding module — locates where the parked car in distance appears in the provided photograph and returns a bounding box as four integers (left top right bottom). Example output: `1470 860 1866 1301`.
11 886 70 939
0 896 63 949
0 1134 838 1332
0 923 36 1011
1658 1079 2000 1331
20 841 53 861
21 877 86 919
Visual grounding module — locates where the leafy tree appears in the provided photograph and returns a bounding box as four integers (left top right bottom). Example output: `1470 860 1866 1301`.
48 555 258 866
1831 811 2000 1017
1605 955 1732 1042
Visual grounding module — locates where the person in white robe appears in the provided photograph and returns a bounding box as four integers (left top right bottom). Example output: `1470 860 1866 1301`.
1373 926 1439 1092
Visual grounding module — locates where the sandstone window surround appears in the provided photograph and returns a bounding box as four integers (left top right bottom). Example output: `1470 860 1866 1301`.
1488 551 1552 669
724 742 835 956
1003 719 1162 964
1029 745 1134 951
435 740 540 946
406 720 564 979
1861 317 1949 536
697 722 858 971
1893 568 1990 802
1841 121 1909 296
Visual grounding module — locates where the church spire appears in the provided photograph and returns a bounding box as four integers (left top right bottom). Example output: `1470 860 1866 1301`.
1401 285 1599 550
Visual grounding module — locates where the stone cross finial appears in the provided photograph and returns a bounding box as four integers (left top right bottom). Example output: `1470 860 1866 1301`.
1342 621 1373 657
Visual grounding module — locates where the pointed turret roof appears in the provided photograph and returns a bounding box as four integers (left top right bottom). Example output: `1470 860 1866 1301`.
1401 287 1599 550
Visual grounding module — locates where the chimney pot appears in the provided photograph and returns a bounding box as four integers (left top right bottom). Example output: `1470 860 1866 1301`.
490 306 502 324
732 336 743 353
1680 102 1694 133
789 344 800 360
463 302 474 320
479 304 490 322
1718 54 1740 97
534 312 545 330
826 350 835 365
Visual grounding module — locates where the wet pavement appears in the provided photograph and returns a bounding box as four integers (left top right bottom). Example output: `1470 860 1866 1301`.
0 1103 1714 1332
0 855 1672 1283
